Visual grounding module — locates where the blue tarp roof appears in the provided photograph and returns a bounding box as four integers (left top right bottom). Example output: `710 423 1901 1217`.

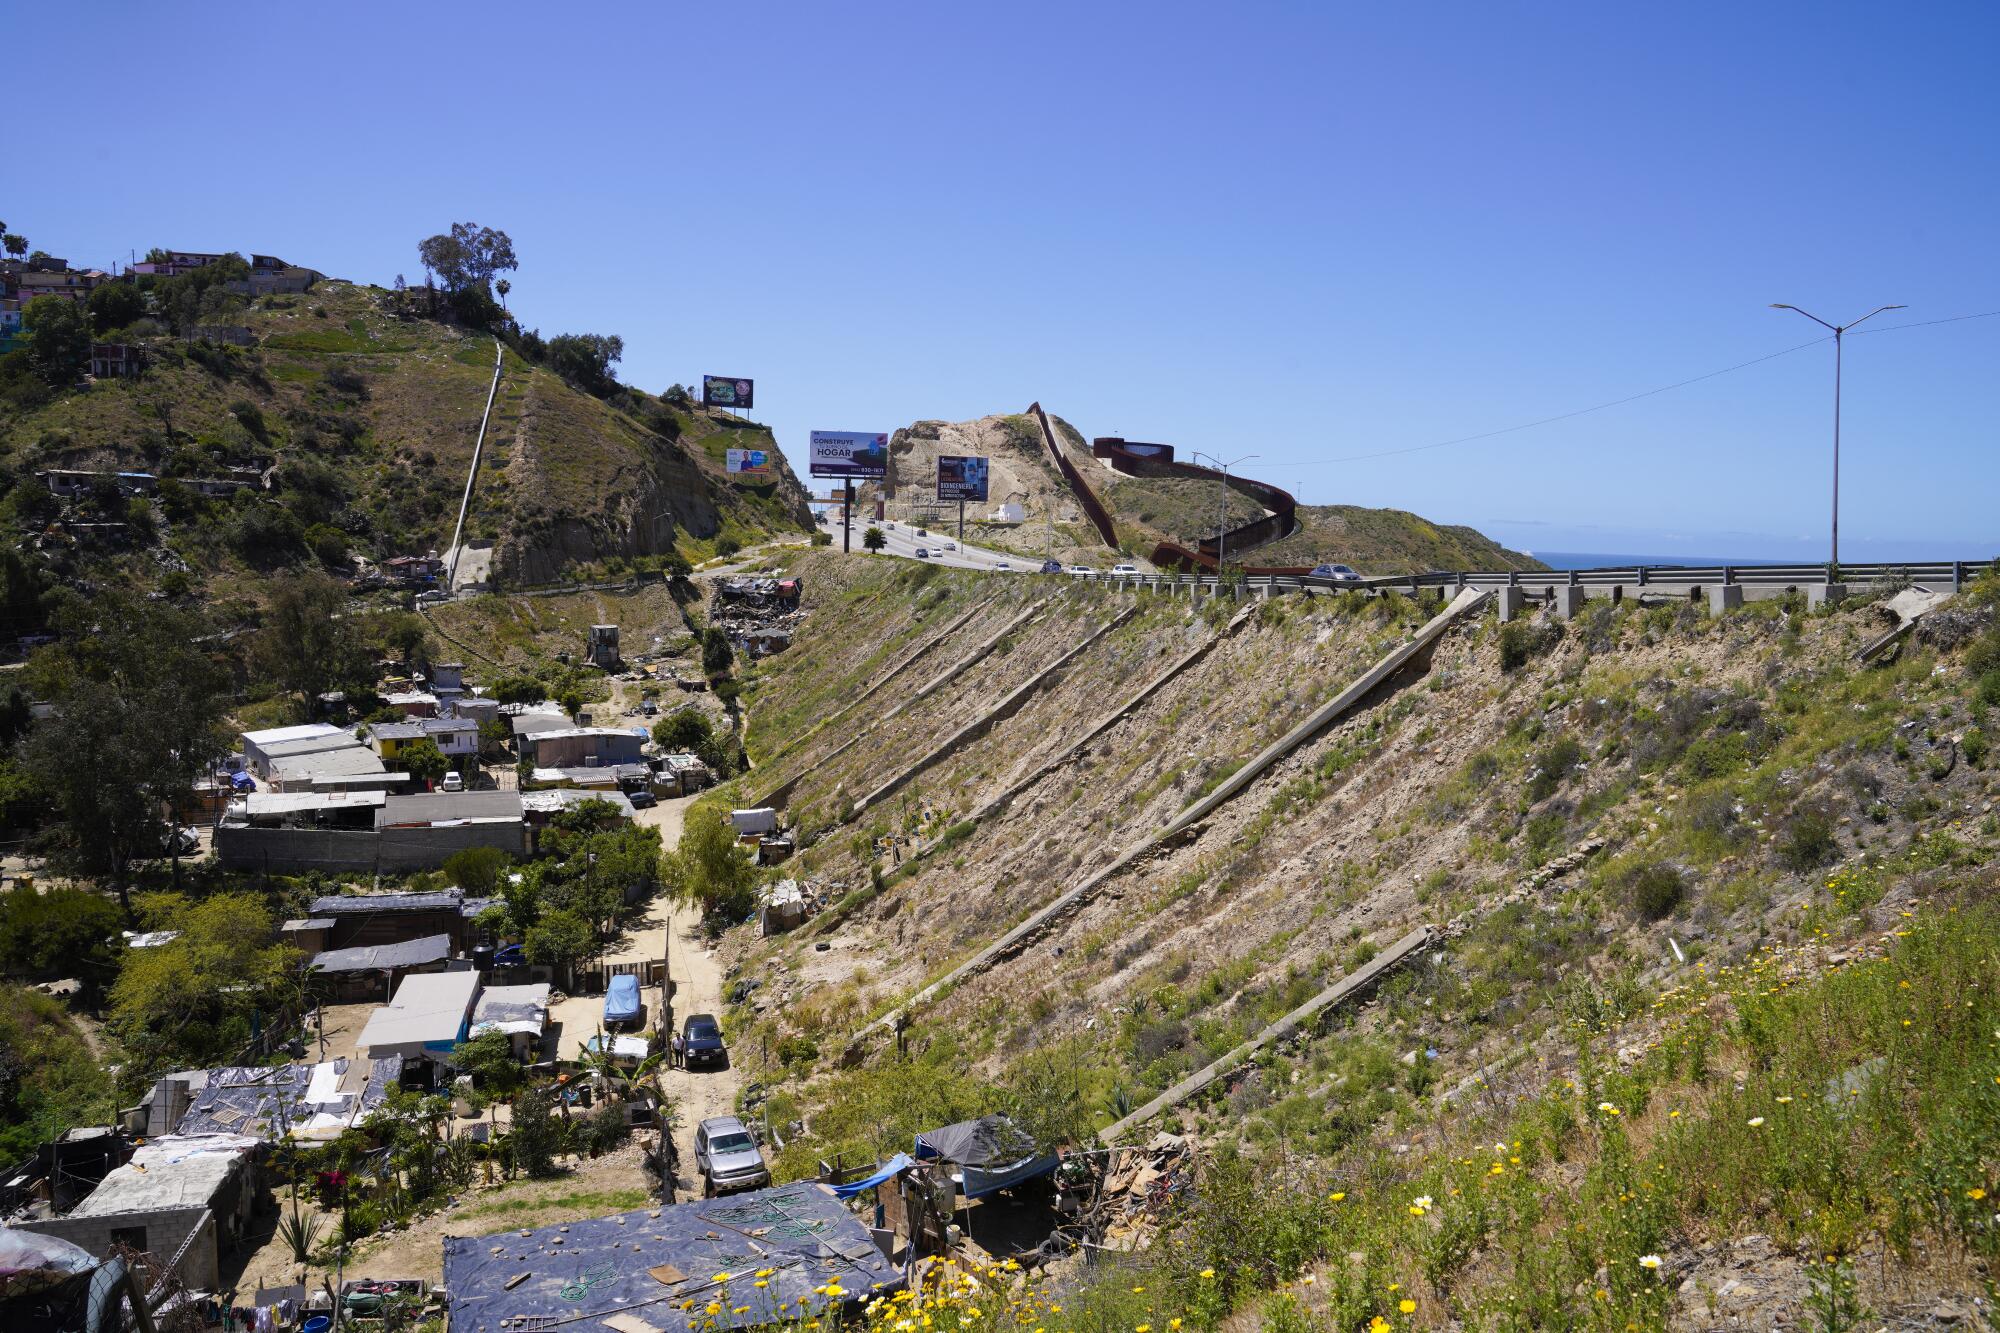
442 1182 899 1333
831 1152 913 1199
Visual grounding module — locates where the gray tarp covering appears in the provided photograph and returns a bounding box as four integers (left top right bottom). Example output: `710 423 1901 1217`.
914 1114 1057 1200
311 934 451 973
442 1182 899 1333
914 1115 1035 1169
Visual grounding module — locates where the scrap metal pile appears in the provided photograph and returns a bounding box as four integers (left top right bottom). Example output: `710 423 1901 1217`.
1038 1132 1195 1262
711 577 804 658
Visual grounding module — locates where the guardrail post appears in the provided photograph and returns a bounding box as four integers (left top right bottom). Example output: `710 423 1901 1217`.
1636 566 1648 588
1953 561 1965 593
1568 569 1580 588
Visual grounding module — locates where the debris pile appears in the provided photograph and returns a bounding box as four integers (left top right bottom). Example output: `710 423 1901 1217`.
712 578 805 658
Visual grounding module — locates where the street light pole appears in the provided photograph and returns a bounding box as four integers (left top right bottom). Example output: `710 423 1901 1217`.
1191 452 1259 575
1769 303 1904 573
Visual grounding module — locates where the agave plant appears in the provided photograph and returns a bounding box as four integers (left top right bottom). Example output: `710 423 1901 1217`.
277 1205 322 1265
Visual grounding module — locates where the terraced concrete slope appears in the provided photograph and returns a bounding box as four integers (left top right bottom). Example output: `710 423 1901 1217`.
727 546 2000 1327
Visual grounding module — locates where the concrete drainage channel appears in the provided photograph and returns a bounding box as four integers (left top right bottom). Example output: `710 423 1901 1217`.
854 587 1491 1047
1098 925 1436 1143
754 602 987 809
847 605 1138 820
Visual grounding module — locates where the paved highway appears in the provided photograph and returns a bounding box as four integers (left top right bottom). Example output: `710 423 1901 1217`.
816 509 1047 573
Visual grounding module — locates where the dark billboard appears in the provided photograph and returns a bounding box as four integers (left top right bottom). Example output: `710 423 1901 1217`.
703 375 754 411
935 455 990 503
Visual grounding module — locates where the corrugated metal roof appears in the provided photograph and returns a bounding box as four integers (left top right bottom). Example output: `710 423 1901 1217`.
311 933 452 973
311 890 462 914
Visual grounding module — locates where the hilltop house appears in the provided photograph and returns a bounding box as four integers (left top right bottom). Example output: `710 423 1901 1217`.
517 726 648 769
368 716 478 763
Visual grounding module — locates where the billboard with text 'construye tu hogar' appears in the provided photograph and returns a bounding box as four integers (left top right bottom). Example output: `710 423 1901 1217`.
702 376 753 410
808 431 888 479
935 455 990 502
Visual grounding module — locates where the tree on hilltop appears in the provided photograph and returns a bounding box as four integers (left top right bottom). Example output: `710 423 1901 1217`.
417 222 518 293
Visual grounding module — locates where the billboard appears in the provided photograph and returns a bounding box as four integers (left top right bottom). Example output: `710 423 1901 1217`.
703 375 754 410
935 455 990 502
808 431 889 480
725 448 772 478
1121 441 1175 462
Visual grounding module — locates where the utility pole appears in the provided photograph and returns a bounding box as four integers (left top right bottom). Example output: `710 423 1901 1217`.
1191 451 1258 576
1769 303 1904 573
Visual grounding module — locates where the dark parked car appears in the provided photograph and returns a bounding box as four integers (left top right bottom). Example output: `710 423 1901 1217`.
628 788 657 809
681 1013 727 1068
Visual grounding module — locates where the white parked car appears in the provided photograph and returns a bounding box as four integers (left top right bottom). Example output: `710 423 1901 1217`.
1066 565 1097 576
441 771 465 793
1111 563 1138 575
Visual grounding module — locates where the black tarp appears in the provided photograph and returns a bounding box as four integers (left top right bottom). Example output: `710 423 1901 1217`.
913 1115 1035 1170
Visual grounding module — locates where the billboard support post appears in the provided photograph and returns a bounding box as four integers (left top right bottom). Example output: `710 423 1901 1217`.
843 481 853 554
957 499 965 543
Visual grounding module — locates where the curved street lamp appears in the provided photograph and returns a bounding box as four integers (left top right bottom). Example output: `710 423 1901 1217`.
1769 303 1905 571
1190 451 1259 573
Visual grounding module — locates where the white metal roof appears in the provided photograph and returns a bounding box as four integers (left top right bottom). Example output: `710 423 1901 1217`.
73 1137 257 1216
269 748 388 782
357 970 482 1054
246 790 388 817
242 723 342 747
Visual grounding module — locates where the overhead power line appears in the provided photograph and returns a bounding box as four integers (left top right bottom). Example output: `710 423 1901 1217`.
1263 307 2000 470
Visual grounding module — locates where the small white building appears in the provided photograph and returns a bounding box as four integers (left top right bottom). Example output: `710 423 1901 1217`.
357 970 482 1072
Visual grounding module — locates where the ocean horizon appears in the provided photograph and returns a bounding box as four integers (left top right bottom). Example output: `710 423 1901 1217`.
1531 551 1797 570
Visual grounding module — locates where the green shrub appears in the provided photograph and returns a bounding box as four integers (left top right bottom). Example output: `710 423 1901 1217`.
1962 728 1988 768
1682 732 1749 779
1527 735 1582 801
1499 620 1561 673
1977 670 2000 709
1623 861 1687 920
1777 806 1839 873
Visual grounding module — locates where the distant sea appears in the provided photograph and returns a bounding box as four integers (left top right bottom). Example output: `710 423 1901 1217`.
1532 551 1770 570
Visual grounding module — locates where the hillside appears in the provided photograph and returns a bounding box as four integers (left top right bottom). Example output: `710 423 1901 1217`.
879 413 1110 566
714 554 2000 1326
1254 502 1544 573
882 411 1538 573
0 280 812 613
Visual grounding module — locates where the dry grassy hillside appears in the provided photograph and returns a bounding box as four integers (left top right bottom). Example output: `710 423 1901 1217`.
716 553 2000 1327
0 282 810 606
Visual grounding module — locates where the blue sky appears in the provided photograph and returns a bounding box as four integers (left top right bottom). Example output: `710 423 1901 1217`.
15 2 1997 559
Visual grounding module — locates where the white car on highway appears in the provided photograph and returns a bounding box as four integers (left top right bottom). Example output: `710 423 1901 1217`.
1111 563 1138 575
1066 565 1097 576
